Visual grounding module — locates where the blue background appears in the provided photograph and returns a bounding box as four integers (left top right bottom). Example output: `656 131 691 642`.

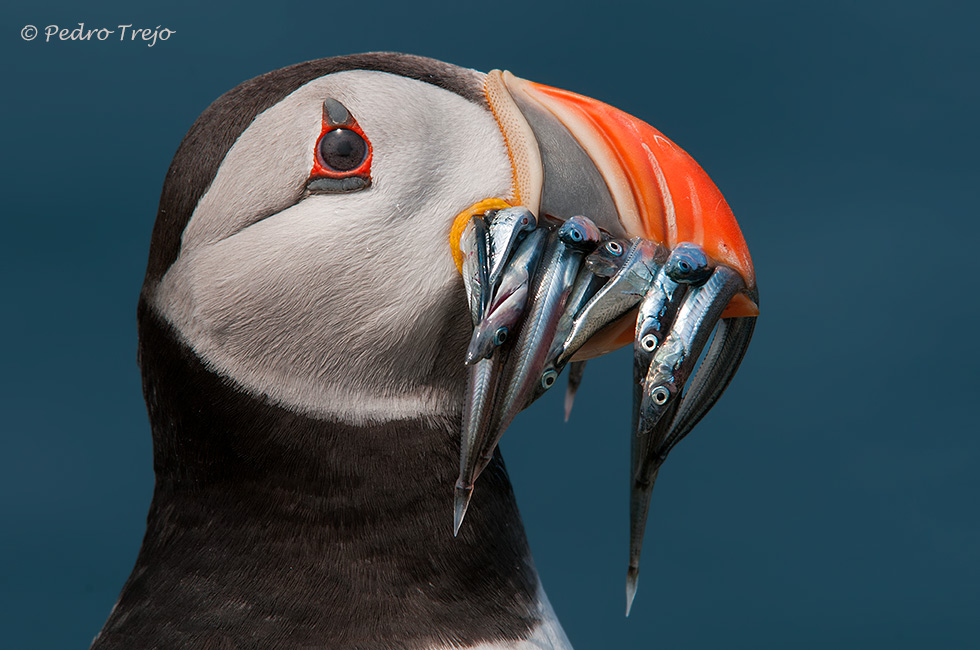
3 1 978 648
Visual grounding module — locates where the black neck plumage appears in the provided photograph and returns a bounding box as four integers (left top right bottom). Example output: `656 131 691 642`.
92 301 540 649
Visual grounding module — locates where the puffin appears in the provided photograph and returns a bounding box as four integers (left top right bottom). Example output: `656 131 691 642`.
91 52 757 649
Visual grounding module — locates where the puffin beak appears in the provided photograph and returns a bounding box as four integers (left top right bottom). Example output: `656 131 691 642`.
451 71 759 594
484 70 757 310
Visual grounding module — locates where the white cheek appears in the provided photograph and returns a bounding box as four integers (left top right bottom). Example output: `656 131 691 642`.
154 70 513 423
156 199 464 423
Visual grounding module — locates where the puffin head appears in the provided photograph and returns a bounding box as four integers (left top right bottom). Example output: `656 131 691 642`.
141 53 755 428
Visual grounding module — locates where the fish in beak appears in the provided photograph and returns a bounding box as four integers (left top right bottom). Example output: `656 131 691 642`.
475 217 603 475
449 70 759 609
465 226 548 366
554 238 663 369
486 207 538 292
456 224 549 534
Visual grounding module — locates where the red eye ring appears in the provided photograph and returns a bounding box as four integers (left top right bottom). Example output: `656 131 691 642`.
308 98 372 190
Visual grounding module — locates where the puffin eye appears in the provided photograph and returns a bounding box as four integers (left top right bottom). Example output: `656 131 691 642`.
318 129 367 172
308 98 372 193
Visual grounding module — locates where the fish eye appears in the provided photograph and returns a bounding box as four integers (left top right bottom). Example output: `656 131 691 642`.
493 327 508 346
559 220 598 249
607 241 624 256
318 128 368 172
521 216 530 225
677 260 692 273
651 386 670 405
641 333 658 352
541 369 558 389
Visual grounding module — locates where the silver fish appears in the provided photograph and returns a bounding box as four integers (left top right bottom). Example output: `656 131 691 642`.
634 250 688 371
554 238 662 368
637 266 746 455
531 264 609 404
486 206 537 293
459 217 490 324
475 216 602 475
465 229 548 365
466 285 527 365
626 265 747 612
659 313 756 461
628 246 698 542
455 356 501 535
587 237 631 277
473 216 492 317
456 214 536 533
